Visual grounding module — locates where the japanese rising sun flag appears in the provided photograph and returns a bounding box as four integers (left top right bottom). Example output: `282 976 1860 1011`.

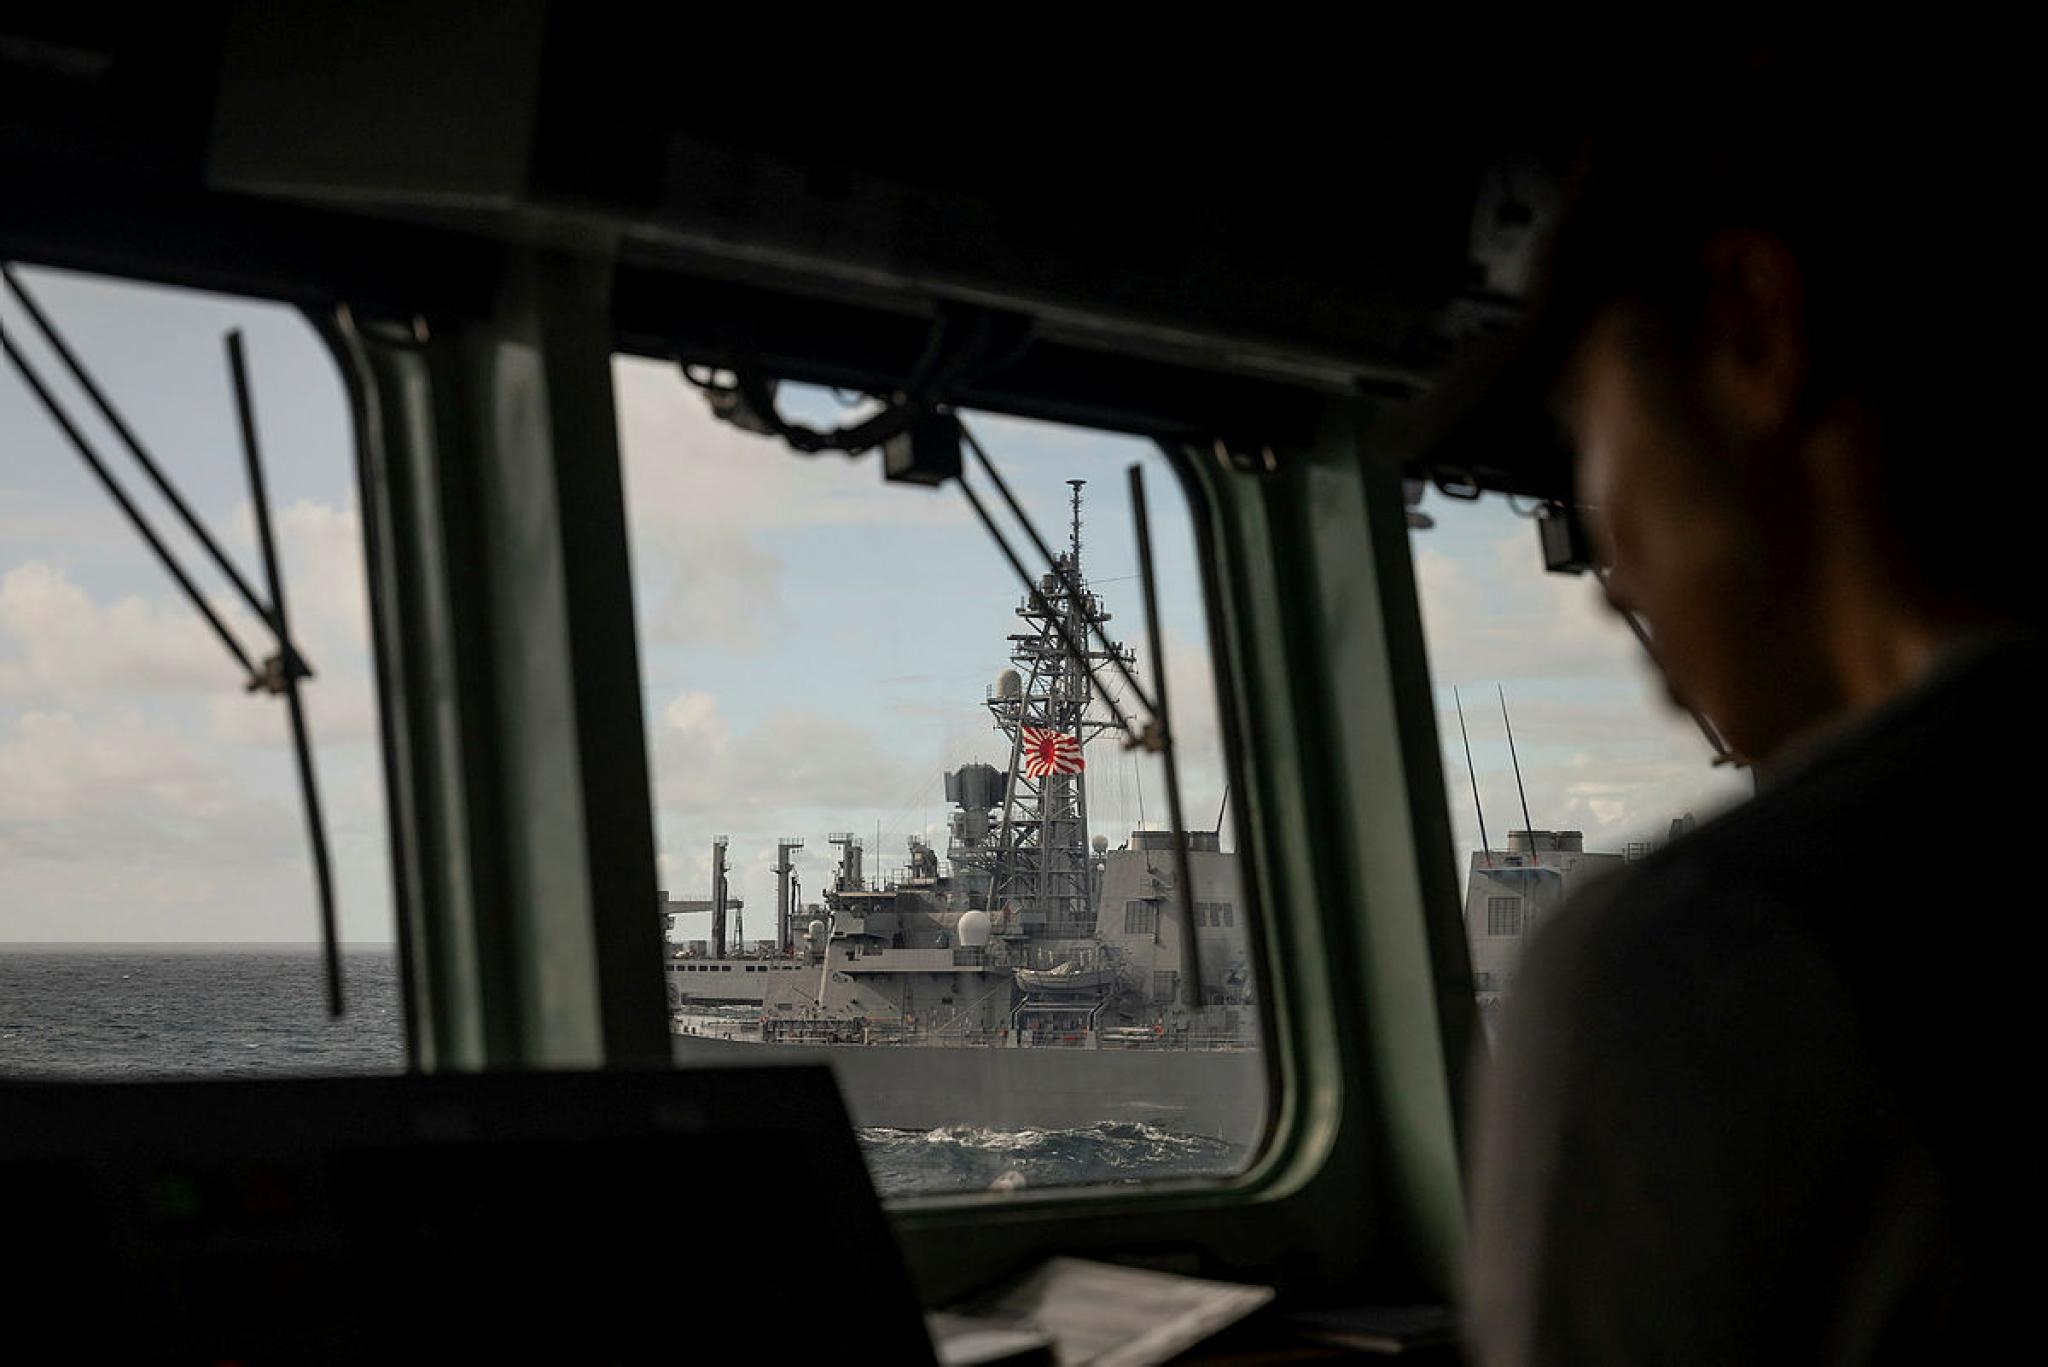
1020 725 1085 778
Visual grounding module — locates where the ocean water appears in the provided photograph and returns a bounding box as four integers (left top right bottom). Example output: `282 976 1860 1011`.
858 1121 1238 1199
0 946 406 1078
0 947 1242 1196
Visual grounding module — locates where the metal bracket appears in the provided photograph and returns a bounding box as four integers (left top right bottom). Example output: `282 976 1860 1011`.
1212 437 1280 476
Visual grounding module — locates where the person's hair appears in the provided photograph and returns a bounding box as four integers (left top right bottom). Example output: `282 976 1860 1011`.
1539 45 2041 622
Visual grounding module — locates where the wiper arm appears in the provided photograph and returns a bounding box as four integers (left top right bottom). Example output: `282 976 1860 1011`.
1127 462 1203 1009
0 268 344 1014
2 266 299 672
229 330 343 1017
0 318 264 684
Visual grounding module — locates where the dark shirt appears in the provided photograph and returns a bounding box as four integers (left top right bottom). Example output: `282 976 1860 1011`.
1467 632 2046 1365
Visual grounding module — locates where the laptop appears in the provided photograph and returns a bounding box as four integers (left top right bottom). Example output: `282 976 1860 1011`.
1 1066 935 1364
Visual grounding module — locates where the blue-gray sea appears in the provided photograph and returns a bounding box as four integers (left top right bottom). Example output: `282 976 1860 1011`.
0 946 1234 1197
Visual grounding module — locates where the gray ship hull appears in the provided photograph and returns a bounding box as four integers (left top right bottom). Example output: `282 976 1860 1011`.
671 1035 1266 1148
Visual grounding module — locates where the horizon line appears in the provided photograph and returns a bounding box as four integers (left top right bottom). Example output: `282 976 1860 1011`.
0 940 395 950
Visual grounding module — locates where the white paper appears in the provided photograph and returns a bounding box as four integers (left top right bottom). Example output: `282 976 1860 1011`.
974 1256 1274 1366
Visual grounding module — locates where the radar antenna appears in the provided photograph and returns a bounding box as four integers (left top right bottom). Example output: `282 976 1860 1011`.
1455 686 1493 869
1499 684 1537 865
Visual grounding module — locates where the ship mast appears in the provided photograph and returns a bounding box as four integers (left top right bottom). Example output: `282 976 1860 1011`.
987 481 1133 934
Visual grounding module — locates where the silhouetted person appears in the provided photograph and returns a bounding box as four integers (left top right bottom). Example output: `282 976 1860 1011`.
1465 49 2044 1365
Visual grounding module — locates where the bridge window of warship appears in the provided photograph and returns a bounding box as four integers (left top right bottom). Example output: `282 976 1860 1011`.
615 358 1264 1198
1408 486 1755 1028
13 15 1865 1348
1485 898 1522 938
0 263 402 1077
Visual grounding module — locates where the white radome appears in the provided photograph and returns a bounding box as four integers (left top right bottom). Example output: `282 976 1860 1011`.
956 908 993 948
807 919 826 942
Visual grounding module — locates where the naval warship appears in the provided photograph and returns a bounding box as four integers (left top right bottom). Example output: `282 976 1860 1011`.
660 484 1267 1147
656 483 1662 1149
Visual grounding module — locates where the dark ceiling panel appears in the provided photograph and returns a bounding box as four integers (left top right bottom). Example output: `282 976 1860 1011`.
3 9 1594 494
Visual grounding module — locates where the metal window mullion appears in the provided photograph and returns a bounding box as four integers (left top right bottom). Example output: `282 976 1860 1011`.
330 312 502 1069
453 248 667 1067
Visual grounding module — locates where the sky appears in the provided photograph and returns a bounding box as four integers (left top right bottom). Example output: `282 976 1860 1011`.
614 359 1236 949
1 267 382 944
0 266 1746 947
1412 493 1751 873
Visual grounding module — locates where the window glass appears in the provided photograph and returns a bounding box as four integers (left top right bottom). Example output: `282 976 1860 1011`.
1124 901 1157 936
1 266 400 1078
1410 491 1751 1028
1486 896 1522 937
615 358 1262 1197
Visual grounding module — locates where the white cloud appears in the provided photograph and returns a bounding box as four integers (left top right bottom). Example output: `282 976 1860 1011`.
639 527 786 653
0 562 232 699
0 708 298 878
0 538 380 748
1415 497 1753 867
0 708 226 828
1 495 370 677
0 704 392 941
645 688 974 918
0 514 388 940
1415 527 1634 688
1435 689 1747 854
205 681 378 749
274 498 372 652
652 687 927 818
1097 625 1230 837
0 276 387 943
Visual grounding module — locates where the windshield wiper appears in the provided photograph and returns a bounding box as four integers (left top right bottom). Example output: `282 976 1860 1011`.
0 267 344 1015
228 329 342 1015
1126 461 1203 1008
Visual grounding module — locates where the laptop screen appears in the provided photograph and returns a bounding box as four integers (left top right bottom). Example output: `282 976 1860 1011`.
1 1066 934 1364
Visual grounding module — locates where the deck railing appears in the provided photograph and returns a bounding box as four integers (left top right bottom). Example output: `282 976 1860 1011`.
690 1015 1256 1051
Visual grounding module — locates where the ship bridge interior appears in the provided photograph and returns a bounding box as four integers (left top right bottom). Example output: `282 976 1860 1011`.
0 9 1894 1362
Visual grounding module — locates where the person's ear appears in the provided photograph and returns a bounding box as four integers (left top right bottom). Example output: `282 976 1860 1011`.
1697 230 1810 447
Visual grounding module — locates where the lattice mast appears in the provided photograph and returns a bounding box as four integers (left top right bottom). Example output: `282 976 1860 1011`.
988 481 1133 932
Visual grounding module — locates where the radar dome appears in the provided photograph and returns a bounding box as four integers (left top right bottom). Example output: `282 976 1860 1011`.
806 919 826 941
1091 834 1109 853
956 908 993 949
996 668 1023 698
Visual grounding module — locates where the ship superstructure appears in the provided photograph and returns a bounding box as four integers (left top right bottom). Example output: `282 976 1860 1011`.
983 480 1133 936
1462 816 1695 1027
659 482 1262 1141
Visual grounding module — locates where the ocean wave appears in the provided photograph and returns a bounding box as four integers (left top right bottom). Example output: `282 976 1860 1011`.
858 1121 1240 1198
